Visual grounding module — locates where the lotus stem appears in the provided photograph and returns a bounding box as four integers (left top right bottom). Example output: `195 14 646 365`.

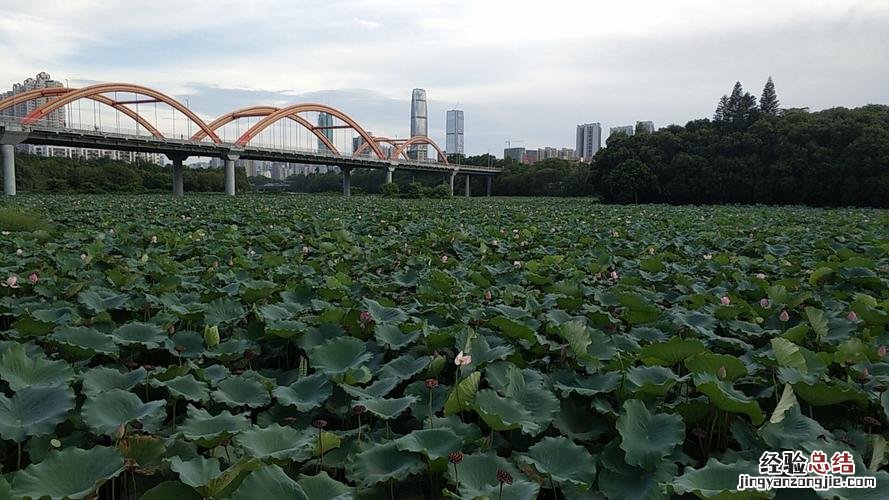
453 462 459 488
428 388 434 428
17 441 21 469
316 427 323 473
498 483 504 500
357 413 362 441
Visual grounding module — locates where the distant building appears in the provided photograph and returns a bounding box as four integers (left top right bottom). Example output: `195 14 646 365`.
409 88 428 159
609 125 635 138
446 109 464 156
1 72 66 128
317 112 334 152
575 123 602 162
504 147 525 162
636 121 655 134
522 150 539 164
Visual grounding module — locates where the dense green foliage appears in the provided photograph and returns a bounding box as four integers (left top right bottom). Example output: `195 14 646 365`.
0 195 887 499
13 154 249 194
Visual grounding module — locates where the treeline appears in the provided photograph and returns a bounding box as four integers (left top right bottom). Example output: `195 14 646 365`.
13 155 249 193
591 79 889 207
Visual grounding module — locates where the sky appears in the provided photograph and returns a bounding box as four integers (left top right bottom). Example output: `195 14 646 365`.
1 0 887 156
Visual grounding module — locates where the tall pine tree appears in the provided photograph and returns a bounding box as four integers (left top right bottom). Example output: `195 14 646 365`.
759 76 780 115
714 95 729 122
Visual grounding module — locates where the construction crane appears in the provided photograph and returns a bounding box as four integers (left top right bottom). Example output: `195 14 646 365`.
505 139 524 149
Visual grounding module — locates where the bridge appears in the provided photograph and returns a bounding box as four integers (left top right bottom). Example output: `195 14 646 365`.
0 82 500 197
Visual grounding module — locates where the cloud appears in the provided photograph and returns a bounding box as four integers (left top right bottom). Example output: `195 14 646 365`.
1 0 887 154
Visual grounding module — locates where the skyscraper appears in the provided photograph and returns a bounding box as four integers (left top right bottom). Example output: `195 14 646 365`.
446 109 464 156
409 88 427 159
636 121 655 134
1 72 66 128
576 123 602 162
317 112 334 152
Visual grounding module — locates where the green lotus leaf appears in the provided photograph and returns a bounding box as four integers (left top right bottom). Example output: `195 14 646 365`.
363 298 409 325
82 366 147 396
758 403 829 449
204 297 246 325
212 375 271 408
169 456 261 498
297 471 355 500
557 319 594 360
443 371 481 415
119 435 166 474
177 405 250 446
360 396 417 420
339 377 400 400
0 343 75 391
160 374 212 402
236 424 315 461
616 399 685 471
77 288 130 314
771 337 807 372
489 315 538 344
626 365 679 395
139 481 202 500
313 430 342 457
672 458 766 499
82 388 166 435
769 384 797 424
111 322 168 348
378 355 430 381
515 436 597 489
310 336 372 378
472 389 539 434
694 373 765 425
266 320 306 339
684 353 747 381
373 323 420 350
442 452 539 500
553 372 621 397
792 380 868 407
394 428 463 460
231 465 309 500
553 396 609 441
273 373 333 411
639 337 707 366
404 379 448 421
169 330 206 358
597 440 676 500
11 446 125 500
0 385 74 442
52 325 119 357
345 441 424 487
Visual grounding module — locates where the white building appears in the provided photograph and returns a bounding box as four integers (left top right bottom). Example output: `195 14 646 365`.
575 123 602 162
446 109 464 156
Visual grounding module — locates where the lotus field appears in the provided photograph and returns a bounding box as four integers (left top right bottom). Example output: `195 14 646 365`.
1 195 888 500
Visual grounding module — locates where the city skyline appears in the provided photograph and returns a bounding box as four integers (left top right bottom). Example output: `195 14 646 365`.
1 1 886 156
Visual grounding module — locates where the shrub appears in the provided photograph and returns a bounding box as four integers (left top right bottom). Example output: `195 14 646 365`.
0 207 49 232
379 182 401 198
427 183 452 198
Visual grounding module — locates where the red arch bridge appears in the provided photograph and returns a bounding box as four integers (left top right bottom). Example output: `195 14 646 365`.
0 82 499 196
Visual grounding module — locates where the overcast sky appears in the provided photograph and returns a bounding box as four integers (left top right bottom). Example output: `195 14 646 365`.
1 0 887 155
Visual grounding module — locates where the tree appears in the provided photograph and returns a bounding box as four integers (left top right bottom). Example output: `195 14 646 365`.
605 159 657 204
714 95 729 122
759 76 780 115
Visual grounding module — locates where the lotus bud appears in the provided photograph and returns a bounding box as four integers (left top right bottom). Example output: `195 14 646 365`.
717 366 727 379
114 424 126 440
779 310 790 322
847 311 858 322
203 325 220 347
759 298 770 309
720 296 731 306
879 346 887 358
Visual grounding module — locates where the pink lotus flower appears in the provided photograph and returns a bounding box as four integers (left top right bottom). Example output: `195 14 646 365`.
847 311 858 322
302 245 310 254
878 346 887 358
779 310 790 322
755 273 766 280
441 255 449 263
484 290 492 301
717 366 727 379
3 275 19 288
359 310 372 327
610 270 619 280
29 272 38 285
454 351 472 366
759 298 770 308
720 296 731 306
16 248 23 256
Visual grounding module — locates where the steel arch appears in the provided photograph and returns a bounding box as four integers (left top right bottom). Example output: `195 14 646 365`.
20 83 221 143
0 87 164 138
192 106 339 153
234 103 385 158
392 136 449 164
353 136 409 160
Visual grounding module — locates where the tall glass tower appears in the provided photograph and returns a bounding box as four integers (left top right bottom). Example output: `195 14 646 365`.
317 112 334 152
409 88 427 159
446 109 464 156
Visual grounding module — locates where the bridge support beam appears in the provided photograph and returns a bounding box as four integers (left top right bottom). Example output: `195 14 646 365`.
167 153 189 197
342 167 352 197
465 174 471 197
224 159 236 195
385 166 394 184
448 170 457 196
486 176 492 197
2 145 14 196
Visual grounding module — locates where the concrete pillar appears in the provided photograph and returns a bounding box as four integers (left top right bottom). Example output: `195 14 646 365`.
342 167 352 197
224 159 236 196
448 170 456 196
385 166 394 184
167 153 188 197
464 174 471 197
2 144 14 196
486 176 493 197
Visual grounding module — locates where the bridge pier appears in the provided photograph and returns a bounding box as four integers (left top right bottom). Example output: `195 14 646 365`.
486 176 492 197
448 170 457 196
167 153 188 197
342 167 352 197
465 174 471 197
385 166 394 184
222 152 240 196
1 145 14 196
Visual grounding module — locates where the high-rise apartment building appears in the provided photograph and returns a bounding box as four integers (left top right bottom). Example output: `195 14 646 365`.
575 123 602 162
636 121 655 134
504 147 525 162
609 125 635 138
317 112 334 152
446 109 464 156
409 88 428 159
1 72 66 128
